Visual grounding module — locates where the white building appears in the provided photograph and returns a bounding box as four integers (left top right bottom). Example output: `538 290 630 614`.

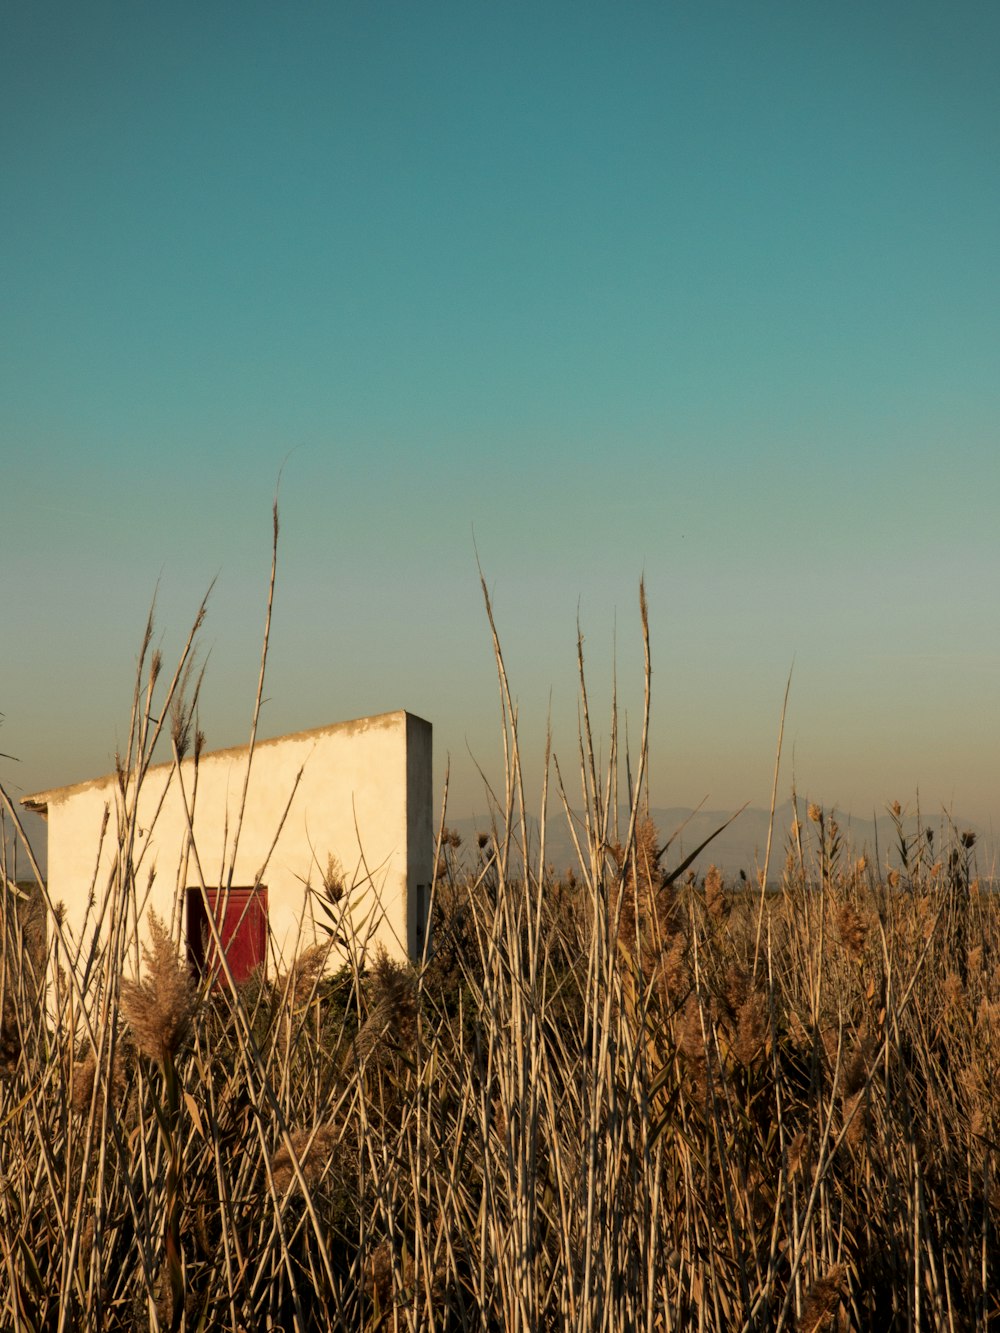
22 710 433 977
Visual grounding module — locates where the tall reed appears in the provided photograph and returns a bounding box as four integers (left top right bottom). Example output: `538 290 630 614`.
1 515 998 1330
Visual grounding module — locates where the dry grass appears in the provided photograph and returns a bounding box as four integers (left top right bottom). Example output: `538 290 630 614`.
1 528 999 1330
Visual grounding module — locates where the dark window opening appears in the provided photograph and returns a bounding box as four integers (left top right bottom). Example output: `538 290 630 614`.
187 886 268 986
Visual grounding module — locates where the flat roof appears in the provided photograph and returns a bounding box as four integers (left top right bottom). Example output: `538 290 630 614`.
21 709 430 813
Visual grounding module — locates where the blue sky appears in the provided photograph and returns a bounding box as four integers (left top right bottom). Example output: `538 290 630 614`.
3 1 999 844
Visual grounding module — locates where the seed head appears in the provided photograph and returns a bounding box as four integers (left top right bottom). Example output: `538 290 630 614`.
733 992 768 1067
120 911 198 1064
840 1045 867 1099
70 1051 98 1116
272 1123 337 1194
834 900 868 959
79 1216 95 1266
679 995 708 1074
704 864 726 922
367 1240 394 1310
322 853 345 902
70 1048 124 1116
724 964 749 1015
280 941 331 1009
799 1264 848 1333
843 1088 867 1150
631 816 663 896
343 949 417 1071
661 931 689 1001
943 971 965 1014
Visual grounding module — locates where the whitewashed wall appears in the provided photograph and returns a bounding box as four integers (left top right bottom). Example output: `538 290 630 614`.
22 711 433 969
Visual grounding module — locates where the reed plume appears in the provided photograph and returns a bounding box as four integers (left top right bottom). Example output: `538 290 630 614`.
120 910 198 1064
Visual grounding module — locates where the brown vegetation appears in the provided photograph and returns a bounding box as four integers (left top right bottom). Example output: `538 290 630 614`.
1 527 998 1330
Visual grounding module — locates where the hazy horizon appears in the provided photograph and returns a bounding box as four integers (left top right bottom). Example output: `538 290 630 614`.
4 2 999 836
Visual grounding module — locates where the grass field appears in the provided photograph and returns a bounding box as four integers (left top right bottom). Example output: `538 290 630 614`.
1 543 997 1331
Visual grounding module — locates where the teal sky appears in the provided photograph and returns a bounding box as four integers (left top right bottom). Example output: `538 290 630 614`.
3 1 1000 844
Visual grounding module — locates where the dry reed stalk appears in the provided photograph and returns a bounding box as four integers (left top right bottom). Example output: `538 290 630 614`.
753 663 793 978
223 500 278 892
8 510 1000 1330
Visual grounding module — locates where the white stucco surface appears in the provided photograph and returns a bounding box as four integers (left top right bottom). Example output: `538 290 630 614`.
22 711 433 969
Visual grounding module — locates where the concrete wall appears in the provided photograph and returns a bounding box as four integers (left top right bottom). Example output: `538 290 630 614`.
23 711 432 969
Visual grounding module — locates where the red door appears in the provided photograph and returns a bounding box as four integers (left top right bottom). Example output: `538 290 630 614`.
187 887 268 985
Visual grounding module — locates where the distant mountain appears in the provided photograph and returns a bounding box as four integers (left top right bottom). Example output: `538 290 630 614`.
13 797 988 892
446 800 989 882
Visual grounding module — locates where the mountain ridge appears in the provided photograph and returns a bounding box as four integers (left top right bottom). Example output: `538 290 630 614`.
446 800 990 880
